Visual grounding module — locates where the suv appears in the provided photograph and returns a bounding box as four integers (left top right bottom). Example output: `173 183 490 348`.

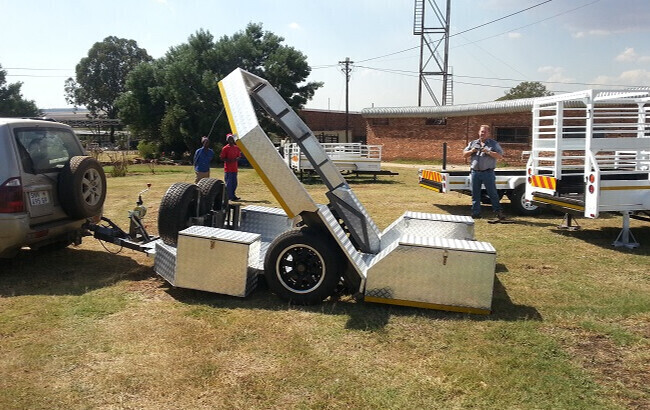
0 118 106 258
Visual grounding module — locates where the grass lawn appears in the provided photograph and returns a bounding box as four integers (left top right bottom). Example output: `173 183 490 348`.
0 163 648 409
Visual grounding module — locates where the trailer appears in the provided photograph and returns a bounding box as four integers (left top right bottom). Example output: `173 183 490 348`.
146 69 498 314
283 142 398 180
524 89 650 248
418 166 541 216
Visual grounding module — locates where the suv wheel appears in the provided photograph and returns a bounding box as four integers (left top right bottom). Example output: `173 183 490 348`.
58 156 107 219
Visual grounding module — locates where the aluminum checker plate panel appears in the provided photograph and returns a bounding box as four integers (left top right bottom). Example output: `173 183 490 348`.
175 226 261 297
239 205 293 242
219 69 317 218
154 241 177 285
316 204 370 283
366 237 496 311
380 212 475 249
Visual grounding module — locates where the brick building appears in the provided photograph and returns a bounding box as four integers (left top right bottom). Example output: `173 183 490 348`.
361 98 537 166
299 109 366 143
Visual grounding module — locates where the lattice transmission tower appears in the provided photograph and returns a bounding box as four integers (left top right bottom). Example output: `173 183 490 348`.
414 0 453 106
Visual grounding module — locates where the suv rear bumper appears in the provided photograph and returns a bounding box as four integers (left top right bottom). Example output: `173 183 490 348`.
0 214 89 257
0 215 29 257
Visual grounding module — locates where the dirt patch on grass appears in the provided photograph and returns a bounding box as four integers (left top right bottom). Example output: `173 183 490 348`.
123 276 173 301
545 324 650 408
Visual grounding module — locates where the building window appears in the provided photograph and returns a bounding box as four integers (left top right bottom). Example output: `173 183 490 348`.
495 127 530 143
370 118 389 126
425 118 447 125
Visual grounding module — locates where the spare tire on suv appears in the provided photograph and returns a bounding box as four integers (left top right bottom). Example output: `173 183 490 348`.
58 156 107 219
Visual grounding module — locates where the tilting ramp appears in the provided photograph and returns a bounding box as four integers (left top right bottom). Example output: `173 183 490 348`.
219 68 381 254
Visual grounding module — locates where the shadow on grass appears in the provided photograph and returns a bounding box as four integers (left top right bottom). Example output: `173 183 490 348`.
166 275 541 332
297 174 402 186
0 247 152 297
551 225 650 254
428 204 565 228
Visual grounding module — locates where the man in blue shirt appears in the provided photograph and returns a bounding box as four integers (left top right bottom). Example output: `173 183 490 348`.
193 136 215 183
462 124 505 220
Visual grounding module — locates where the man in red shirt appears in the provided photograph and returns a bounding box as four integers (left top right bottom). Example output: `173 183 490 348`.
220 133 242 201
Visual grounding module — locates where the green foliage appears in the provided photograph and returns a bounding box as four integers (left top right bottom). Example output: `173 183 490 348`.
65 36 151 130
496 81 554 101
116 23 322 156
0 64 41 117
137 140 158 159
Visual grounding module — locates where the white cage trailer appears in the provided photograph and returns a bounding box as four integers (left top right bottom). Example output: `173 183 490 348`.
524 89 650 248
283 142 398 180
91 69 499 314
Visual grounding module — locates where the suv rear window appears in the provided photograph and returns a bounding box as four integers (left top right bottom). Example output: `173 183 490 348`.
14 127 84 173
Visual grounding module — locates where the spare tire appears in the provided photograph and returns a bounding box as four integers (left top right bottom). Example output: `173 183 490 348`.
197 178 227 215
158 183 199 246
58 156 107 219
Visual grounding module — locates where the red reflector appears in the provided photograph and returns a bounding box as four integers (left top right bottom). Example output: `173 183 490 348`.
527 168 532 175
32 230 49 239
0 178 25 213
589 185 595 194
527 176 532 183
589 174 595 183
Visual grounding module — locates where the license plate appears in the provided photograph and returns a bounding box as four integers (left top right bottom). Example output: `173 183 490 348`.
29 191 50 206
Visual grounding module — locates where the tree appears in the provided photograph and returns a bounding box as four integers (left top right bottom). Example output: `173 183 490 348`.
0 64 41 117
65 36 151 141
496 81 553 101
117 23 322 156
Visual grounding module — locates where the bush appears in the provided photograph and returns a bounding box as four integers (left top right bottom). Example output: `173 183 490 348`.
106 152 128 177
137 140 158 159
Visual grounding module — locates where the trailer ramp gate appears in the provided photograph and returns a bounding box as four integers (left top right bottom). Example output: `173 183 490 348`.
154 68 498 314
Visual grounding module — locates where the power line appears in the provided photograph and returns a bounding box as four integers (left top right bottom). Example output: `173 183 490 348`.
454 0 602 49
354 64 648 90
6 74 71 78
356 46 420 64
450 0 553 38
356 0 554 65
4 67 70 71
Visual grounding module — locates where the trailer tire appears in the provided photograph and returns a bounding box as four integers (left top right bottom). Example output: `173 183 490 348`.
58 156 106 219
510 184 541 216
197 178 227 215
158 182 199 246
264 228 341 305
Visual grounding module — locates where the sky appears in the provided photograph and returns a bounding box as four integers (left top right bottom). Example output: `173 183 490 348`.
1 0 649 112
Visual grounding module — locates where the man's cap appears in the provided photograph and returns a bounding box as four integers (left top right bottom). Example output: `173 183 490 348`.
226 133 234 141
201 136 209 143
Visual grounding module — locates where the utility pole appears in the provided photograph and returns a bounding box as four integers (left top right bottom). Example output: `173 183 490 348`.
339 57 353 142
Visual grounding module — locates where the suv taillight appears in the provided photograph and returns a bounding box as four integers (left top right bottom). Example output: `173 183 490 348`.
0 177 25 213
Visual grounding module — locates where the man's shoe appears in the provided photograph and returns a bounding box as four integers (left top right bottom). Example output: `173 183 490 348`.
472 214 481 219
232 196 241 201
496 211 506 220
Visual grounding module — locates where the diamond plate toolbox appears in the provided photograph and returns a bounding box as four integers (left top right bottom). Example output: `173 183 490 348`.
365 237 496 314
174 226 261 297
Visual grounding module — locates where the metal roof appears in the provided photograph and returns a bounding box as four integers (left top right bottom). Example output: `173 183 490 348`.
361 98 537 118
361 88 650 119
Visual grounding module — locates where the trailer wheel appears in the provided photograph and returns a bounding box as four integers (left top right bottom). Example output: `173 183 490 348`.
197 178 227 215
58 156 106 219
158 183 199 246
510 184 541 216
264 228 341 305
